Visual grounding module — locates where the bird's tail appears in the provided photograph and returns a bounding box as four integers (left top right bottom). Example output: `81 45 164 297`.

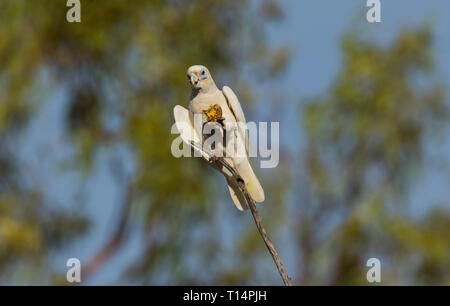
226 159 265 211
244 162 265 203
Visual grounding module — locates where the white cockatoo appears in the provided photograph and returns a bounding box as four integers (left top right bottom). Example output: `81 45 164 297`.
173 65 265 210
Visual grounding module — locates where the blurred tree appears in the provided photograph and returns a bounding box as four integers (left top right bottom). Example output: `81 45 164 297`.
298 26 450 285
0 0 289 284
2 0 448 286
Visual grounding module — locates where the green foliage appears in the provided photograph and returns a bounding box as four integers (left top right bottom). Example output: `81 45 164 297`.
300 26 449 285
0 0 448 285
0 0 287 284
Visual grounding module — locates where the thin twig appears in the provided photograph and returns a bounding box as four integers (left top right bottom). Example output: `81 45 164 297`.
191 141 292 286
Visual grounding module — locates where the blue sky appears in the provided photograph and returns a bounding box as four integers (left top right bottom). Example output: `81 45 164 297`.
17 1 450 284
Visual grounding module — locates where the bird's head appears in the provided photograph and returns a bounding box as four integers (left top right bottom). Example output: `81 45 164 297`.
186 65 216 92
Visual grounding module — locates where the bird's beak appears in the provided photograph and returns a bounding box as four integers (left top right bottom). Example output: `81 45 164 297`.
190 72 199 87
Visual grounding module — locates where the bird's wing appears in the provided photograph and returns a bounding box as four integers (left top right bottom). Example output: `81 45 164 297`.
173 105 209 160
222 86 248 154
222 86 265 204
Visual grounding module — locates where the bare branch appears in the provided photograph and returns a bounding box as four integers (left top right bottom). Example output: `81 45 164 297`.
191 141 292 286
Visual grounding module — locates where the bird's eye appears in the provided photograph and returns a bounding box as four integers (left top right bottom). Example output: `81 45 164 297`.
200 70 207 79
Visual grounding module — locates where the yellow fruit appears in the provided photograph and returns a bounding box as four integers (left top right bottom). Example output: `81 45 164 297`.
202 104 223 122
